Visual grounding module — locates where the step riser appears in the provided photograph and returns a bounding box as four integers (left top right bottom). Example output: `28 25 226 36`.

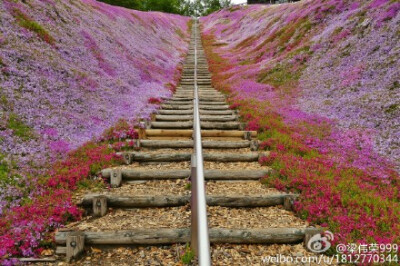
137 140 252 149
80 194 295 208
118 152 264 163
56 228 308 246
168 98 226 102
155 115 237 122
164 101 226 106
101 169 269 180
151 122 240 130
158 110 235 115
161 105 230 110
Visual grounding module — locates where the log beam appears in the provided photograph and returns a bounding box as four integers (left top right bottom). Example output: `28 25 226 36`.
136 140 251 149
56 228 310 246
144 129 257 138
101 169 270 180
116 151 267 162
79 194 297 208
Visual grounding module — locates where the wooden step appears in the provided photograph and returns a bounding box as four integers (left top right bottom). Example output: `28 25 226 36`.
155 115 237 122
166 97 226 102
201 121 240 129
143 129 256 138
101 169 270 180
199 110 235 115
79 194 297 208
117 151 265 163
55 228 310 246
150 121 240 130
137 139 254 149
172 95 224 99
161 104 229 110
157 110 234 115
164 101 226 106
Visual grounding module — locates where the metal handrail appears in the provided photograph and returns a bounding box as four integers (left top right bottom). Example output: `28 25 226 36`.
190 19 212 266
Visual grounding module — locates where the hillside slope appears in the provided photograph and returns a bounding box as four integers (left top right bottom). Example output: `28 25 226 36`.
0 0 190 166
0 1 189 261
201 0 399 167
201 0 399 247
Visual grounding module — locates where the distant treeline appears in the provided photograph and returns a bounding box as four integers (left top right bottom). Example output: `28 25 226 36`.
98 0 232 16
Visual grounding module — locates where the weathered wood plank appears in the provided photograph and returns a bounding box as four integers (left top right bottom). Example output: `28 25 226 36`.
19 258 57 262
160 104 193 110
144 129 257 138
160 104 229 110
56 246 66 255
79 194 296 208
55 228 308 245
66 232 84 262
151 121 193 129
166 97 226 102
155 115 237 122
92 196 107 217
138 140 251 149
209 228 306 244
55 229 191 245
200 122 240 130
158 110 193 115
81 195 190 207
116 151 265 162
155 115 193 121
164 101 226 106
101 169 270 180
150 121 240 130
206 195 292 207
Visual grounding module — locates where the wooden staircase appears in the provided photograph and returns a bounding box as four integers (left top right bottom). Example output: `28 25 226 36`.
55 22 319 264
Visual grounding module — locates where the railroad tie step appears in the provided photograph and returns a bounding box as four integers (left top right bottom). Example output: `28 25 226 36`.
101 169 270 180
115 151 267 163
164 100 226 106
155 115 237 122
79 194 299 208
160 104 229 110
143 129 257 139
168 97 227 102
55 227 318 247
150 121 240 130
131 139 258 149
157 109 234 115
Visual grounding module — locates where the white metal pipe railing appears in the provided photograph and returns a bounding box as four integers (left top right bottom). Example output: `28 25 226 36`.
190 19 211 266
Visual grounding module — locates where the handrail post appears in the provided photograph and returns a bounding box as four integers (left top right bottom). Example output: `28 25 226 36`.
190 18 211 266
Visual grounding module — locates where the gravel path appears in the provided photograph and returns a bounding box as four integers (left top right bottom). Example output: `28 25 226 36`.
208 206 308 229
206 181 283 196
71 207 191 231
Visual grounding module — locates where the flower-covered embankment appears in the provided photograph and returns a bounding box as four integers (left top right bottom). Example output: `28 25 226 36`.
201 0 400 249
0 0 190 262
0 0 190 164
